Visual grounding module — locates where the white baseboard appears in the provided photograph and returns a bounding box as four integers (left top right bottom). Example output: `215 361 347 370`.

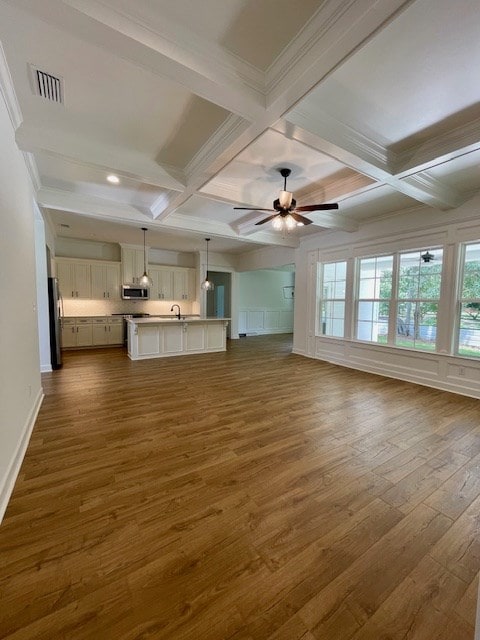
40 364 52 373
0 387 44 523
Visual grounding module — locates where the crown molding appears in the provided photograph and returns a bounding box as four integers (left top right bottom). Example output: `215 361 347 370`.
185 114 250 181
290 105 391 171
22 151 41 192
400 173 464 210
392 118 480 176
265 0 413 105
36 187 153 221
163 212 298 248
0 40 22 129
266 0 358 96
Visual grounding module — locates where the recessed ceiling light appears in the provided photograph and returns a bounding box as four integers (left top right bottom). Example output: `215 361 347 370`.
107 174 120 184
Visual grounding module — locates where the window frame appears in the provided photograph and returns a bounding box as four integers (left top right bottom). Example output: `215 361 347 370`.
316 260 347 338
455 242 480 359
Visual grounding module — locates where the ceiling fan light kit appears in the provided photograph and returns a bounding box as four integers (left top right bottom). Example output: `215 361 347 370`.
233 167 339 232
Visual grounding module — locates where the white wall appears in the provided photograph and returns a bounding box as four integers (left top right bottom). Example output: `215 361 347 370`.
294 194 480 398
238 269 294 335
0 89 43 521
34 206 51 372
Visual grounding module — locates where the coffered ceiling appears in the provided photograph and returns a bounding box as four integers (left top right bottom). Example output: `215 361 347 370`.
0 0 479 253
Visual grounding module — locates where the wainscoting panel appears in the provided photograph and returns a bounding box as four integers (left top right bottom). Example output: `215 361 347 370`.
239 309 294 335
302 337 480 399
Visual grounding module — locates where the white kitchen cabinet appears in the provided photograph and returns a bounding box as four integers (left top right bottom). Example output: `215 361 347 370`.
61 318 77 348
107 318 123 344
128 318 228 360
122 247 147 284
91 263 121 300
150 266 174 300
63 317 124 348
173 267 196 301
92 319 109 345
75 318 93 346
57 260 91 299
92 317 123 345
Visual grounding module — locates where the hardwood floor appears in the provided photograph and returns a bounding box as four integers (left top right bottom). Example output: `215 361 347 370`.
1 334 479 639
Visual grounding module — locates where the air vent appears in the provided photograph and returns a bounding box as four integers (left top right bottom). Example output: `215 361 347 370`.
29 65 64 104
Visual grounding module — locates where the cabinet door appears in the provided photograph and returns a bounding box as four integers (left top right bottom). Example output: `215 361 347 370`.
108 322 123 344
61 323 77 347
92 323 109 345
187 268 196 301
122 249 145 284
151 267 174 300
173 268 196 300
149 268 161 300
105 264 120 299
160 268 174 300
74 263 91 298
76 323 93 346
57 261 75 298
173 269 187 300
90 264 106 299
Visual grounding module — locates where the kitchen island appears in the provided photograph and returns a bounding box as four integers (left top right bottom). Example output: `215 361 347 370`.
127 316 230 360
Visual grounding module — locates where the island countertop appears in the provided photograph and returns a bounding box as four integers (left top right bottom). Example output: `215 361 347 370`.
126 316 230 325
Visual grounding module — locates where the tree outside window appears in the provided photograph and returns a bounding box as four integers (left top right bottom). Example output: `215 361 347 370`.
393 249 443 351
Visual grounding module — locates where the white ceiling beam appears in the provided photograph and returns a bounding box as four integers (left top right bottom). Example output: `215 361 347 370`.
161 213 299 249
36 187 153 222
47 0 266 121
15 124 186 191
274 117 465 211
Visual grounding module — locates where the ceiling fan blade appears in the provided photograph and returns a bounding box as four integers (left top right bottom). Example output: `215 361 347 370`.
296 203 339 212
291 212 313 225
255 214 278 225
233 207 275 212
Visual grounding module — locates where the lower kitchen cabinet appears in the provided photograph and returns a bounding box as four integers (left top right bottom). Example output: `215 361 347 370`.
62 317 123 348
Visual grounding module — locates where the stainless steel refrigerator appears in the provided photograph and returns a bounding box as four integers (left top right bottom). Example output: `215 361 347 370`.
48 277 63 369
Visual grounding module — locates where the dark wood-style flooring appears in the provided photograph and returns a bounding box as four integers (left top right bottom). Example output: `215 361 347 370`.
1 334 479 639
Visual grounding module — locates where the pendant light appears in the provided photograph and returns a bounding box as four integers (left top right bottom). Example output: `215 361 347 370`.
201 237 214 291
138 227 152 287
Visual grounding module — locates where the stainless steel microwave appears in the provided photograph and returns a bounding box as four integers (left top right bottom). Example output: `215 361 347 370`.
121 284 149 300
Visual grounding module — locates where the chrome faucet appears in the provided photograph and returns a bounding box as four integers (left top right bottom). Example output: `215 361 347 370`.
171 304 181 320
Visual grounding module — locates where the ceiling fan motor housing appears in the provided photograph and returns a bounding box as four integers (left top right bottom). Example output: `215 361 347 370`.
274 197 296 212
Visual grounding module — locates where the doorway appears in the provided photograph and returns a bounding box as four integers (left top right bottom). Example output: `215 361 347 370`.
206 271 232 337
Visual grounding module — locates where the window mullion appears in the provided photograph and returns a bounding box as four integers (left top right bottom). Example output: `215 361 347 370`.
388 252 399 345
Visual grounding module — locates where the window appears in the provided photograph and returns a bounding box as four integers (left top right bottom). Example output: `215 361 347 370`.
356 255 393 343
458 243 480 357
317 261 346 337
395 249 443 351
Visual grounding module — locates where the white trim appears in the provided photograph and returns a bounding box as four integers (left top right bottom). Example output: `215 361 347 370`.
0 40 23 129
0 388 44 523
40 365 53 373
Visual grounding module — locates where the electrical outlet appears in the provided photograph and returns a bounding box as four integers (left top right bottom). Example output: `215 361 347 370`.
459 367 465 377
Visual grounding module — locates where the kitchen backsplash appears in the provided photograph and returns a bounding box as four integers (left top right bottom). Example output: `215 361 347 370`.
63 299 198 317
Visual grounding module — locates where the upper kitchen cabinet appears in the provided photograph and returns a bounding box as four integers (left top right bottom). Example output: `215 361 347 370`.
121 247 147 285
173 268 196 301
91 263 121 300
56 259 91 299
149 266 174 300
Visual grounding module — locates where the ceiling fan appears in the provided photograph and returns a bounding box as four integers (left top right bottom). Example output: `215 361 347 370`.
234 168 339 230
